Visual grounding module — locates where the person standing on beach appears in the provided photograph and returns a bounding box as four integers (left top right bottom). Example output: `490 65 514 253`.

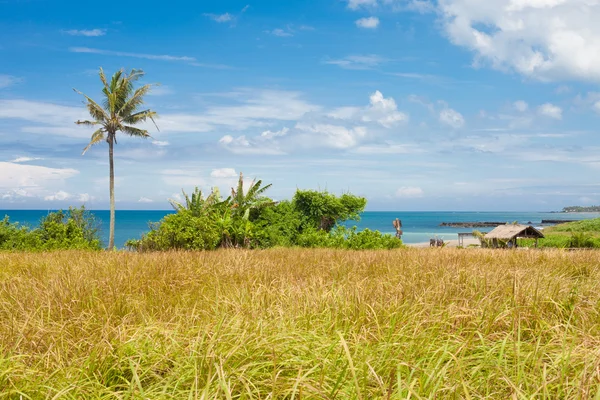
393 218 403 239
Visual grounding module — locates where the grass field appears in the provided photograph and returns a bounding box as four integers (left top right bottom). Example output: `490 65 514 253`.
1 249 600 398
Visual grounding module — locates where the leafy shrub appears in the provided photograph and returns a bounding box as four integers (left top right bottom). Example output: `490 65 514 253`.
0 217 43 250
296 226 402 250
252 201 304 248
570 232 597 248
126 211 220 251
0 207 102 251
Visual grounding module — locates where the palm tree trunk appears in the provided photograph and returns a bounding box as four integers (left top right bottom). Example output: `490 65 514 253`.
108 134 115 250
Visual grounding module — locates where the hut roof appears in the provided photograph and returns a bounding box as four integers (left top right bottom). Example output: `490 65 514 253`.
484 224 544 240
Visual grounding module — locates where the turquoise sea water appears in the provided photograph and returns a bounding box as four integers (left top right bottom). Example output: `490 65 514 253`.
1 210 597 248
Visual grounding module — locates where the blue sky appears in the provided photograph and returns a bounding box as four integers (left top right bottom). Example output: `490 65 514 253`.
1 0 600 211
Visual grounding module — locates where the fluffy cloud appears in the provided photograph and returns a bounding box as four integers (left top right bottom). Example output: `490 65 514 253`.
355 17 380 29
294 123 368 149
329 90 408 128
203 13 233 23
44 191 71 201
210 168 238 178
63 29 106 37
396 186 424 198
138 197 154 203
218 90 407 154
261 127 289 139
538 103 563 119
0 162 78 189
152 140 170 146
434 0 600 82
439 108 465 128
514 101 529 112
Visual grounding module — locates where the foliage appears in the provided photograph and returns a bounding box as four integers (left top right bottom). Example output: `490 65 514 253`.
130 177 397 251
0 207 102 251
75 67 159 250
292 190 367 232
126 212 220 251
3 249 600 397
547 217 600 234
252 200 304 248
562 205 600 212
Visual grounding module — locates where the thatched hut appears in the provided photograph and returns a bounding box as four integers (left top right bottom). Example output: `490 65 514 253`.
483 224 544 248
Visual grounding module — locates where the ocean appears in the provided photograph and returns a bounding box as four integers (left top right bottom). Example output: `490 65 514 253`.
1 210 596 248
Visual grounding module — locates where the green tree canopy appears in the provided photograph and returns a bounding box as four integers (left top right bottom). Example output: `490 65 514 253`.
292 190 367 232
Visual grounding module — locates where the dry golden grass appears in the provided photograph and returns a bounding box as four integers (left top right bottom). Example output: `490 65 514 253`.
1 248 600 398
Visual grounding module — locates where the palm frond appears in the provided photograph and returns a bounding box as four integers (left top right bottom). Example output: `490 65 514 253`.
82 128 105 155
121 125 151 138
75 120 98 127
73 89 109 123
119 84 153 117
127 69 145 83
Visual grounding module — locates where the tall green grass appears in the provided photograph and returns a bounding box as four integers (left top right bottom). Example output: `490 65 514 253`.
1 249 600 398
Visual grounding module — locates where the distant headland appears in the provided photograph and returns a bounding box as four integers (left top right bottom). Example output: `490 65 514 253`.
559 206 600 213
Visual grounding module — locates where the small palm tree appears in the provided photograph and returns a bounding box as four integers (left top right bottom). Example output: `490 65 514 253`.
74 68 159 249
230 172 273 220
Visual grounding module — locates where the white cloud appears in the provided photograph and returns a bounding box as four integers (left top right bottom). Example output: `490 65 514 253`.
78 193 92 202
329 90 408 128
267 28 293 37
63 29 106 37
439 108 465 128
0 75 22 89
138 197 154 203
217 90 408 154
2 188 34 202
44 191 71 201
0 162 78 189
218 134 285 155
433 0 600 82
210 168 238 178
347 0 378 9
538 103 563 119
396 186 424 198
9 157 42 163
294 123 368 149
261 127 289 139
355 17 380 29
1 89 319 139
514 101 529 112
203 13 233 23
152 140 170 146
324 54 386 70
69 47 195 62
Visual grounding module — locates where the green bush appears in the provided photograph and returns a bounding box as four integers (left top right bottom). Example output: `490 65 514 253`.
128 175 402 252
0 207 102 251
296 226 402 250
126 211 220 251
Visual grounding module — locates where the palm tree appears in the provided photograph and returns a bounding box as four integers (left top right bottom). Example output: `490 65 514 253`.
74 68 159 249
230 172 273 221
